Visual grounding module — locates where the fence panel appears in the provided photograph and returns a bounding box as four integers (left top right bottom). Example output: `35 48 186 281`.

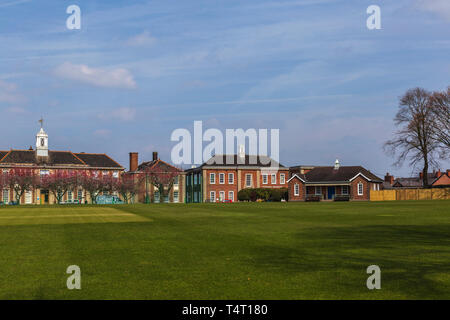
370 188 450 201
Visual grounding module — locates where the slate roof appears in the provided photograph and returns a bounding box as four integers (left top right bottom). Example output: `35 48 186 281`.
187 155 286 171
289 166 383 183
136 159 182 173
393 173 437 188
0 150 123 169
74 153 122 168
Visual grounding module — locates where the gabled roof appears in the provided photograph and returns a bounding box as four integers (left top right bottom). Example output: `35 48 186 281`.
136 159 182 173
287 166 383 184
304 166 382 183
0 149 123 169
190 154 286 170
393 173 436 188
287 173 306 183
74 153 122 168
0 151 8 161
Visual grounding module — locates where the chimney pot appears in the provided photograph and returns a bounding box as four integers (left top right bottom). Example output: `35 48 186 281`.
152 152 158 161
129 152 138 172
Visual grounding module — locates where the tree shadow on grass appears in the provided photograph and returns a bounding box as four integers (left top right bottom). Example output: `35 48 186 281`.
245 225 450 299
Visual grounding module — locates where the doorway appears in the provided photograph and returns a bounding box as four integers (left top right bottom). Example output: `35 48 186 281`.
327 187 335 200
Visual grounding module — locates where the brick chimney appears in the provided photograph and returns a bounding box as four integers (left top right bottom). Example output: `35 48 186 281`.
384 172 394 184
419 172 423 179
129 152 138 172
447 169 450 176
152 151 158 161
436 169 442 178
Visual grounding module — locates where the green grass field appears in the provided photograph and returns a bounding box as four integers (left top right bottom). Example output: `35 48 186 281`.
0 201 449 299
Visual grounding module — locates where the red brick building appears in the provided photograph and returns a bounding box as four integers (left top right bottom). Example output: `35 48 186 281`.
383 170 450 189
287 160 383 201
0 125 124 204
127 152 185 203
185 152 289 203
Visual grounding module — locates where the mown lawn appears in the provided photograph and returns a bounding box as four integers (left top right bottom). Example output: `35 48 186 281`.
0 200 449 299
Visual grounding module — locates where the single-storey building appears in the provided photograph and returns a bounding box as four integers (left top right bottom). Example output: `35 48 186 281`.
287 160 383 201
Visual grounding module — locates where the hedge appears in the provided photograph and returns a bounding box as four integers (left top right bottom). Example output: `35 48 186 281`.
238 188 288 202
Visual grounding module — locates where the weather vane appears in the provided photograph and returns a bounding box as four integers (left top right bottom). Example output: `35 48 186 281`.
38 117 44 129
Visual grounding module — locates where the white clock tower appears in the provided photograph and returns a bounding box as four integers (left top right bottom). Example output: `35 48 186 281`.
36 118 48 157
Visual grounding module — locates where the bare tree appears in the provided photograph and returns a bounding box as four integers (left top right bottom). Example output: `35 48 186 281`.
429 87 450 158
384 88 439 187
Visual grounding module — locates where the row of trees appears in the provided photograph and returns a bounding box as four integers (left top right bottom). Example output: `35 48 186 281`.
385 87 449 186
0 168 139 204
0 164 182 205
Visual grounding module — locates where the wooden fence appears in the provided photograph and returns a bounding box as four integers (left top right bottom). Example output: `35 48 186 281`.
370 188 450 201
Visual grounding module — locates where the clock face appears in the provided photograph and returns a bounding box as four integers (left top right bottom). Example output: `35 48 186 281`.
41 138 45 146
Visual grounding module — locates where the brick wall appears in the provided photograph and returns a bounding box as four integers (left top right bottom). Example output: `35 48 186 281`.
350 176 370 200
288 178 305 201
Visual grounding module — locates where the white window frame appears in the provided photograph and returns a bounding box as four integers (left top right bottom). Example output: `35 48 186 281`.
40 169 49 176
294 184 299 196
210 173 215 184
262 174 268 184
271 174 276 184
174 176 179 185
3 189 9 203
219 173 225 184
315 186 321 195
228 173 234 184
358 182 364 196
245 174 252 187
68 190 73 201
342 185 349 195
210 191 216 202
219 191 225 201
173 191 179 203
112 171 119 178
280 174 285 184
228 191 234 202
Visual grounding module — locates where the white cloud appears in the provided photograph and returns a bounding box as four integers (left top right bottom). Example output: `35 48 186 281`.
416 0 450 21
98 107 136 121
126 31 157 47
54 62 136 89
93 129 111 138
0 0 32 8
0 79 24 103
6 106 26 114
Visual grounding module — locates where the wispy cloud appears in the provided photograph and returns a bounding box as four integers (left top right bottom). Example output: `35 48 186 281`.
0 79 24 103
416 0 450 21
6 106 27 114
54 62 136 89
0 0 32 8
98 107 137 122
93 129 111 138
126 31 157 47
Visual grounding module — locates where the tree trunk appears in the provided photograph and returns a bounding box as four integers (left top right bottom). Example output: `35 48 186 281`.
423 160 429 187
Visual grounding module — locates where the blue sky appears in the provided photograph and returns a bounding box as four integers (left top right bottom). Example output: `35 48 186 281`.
0 0 449 177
